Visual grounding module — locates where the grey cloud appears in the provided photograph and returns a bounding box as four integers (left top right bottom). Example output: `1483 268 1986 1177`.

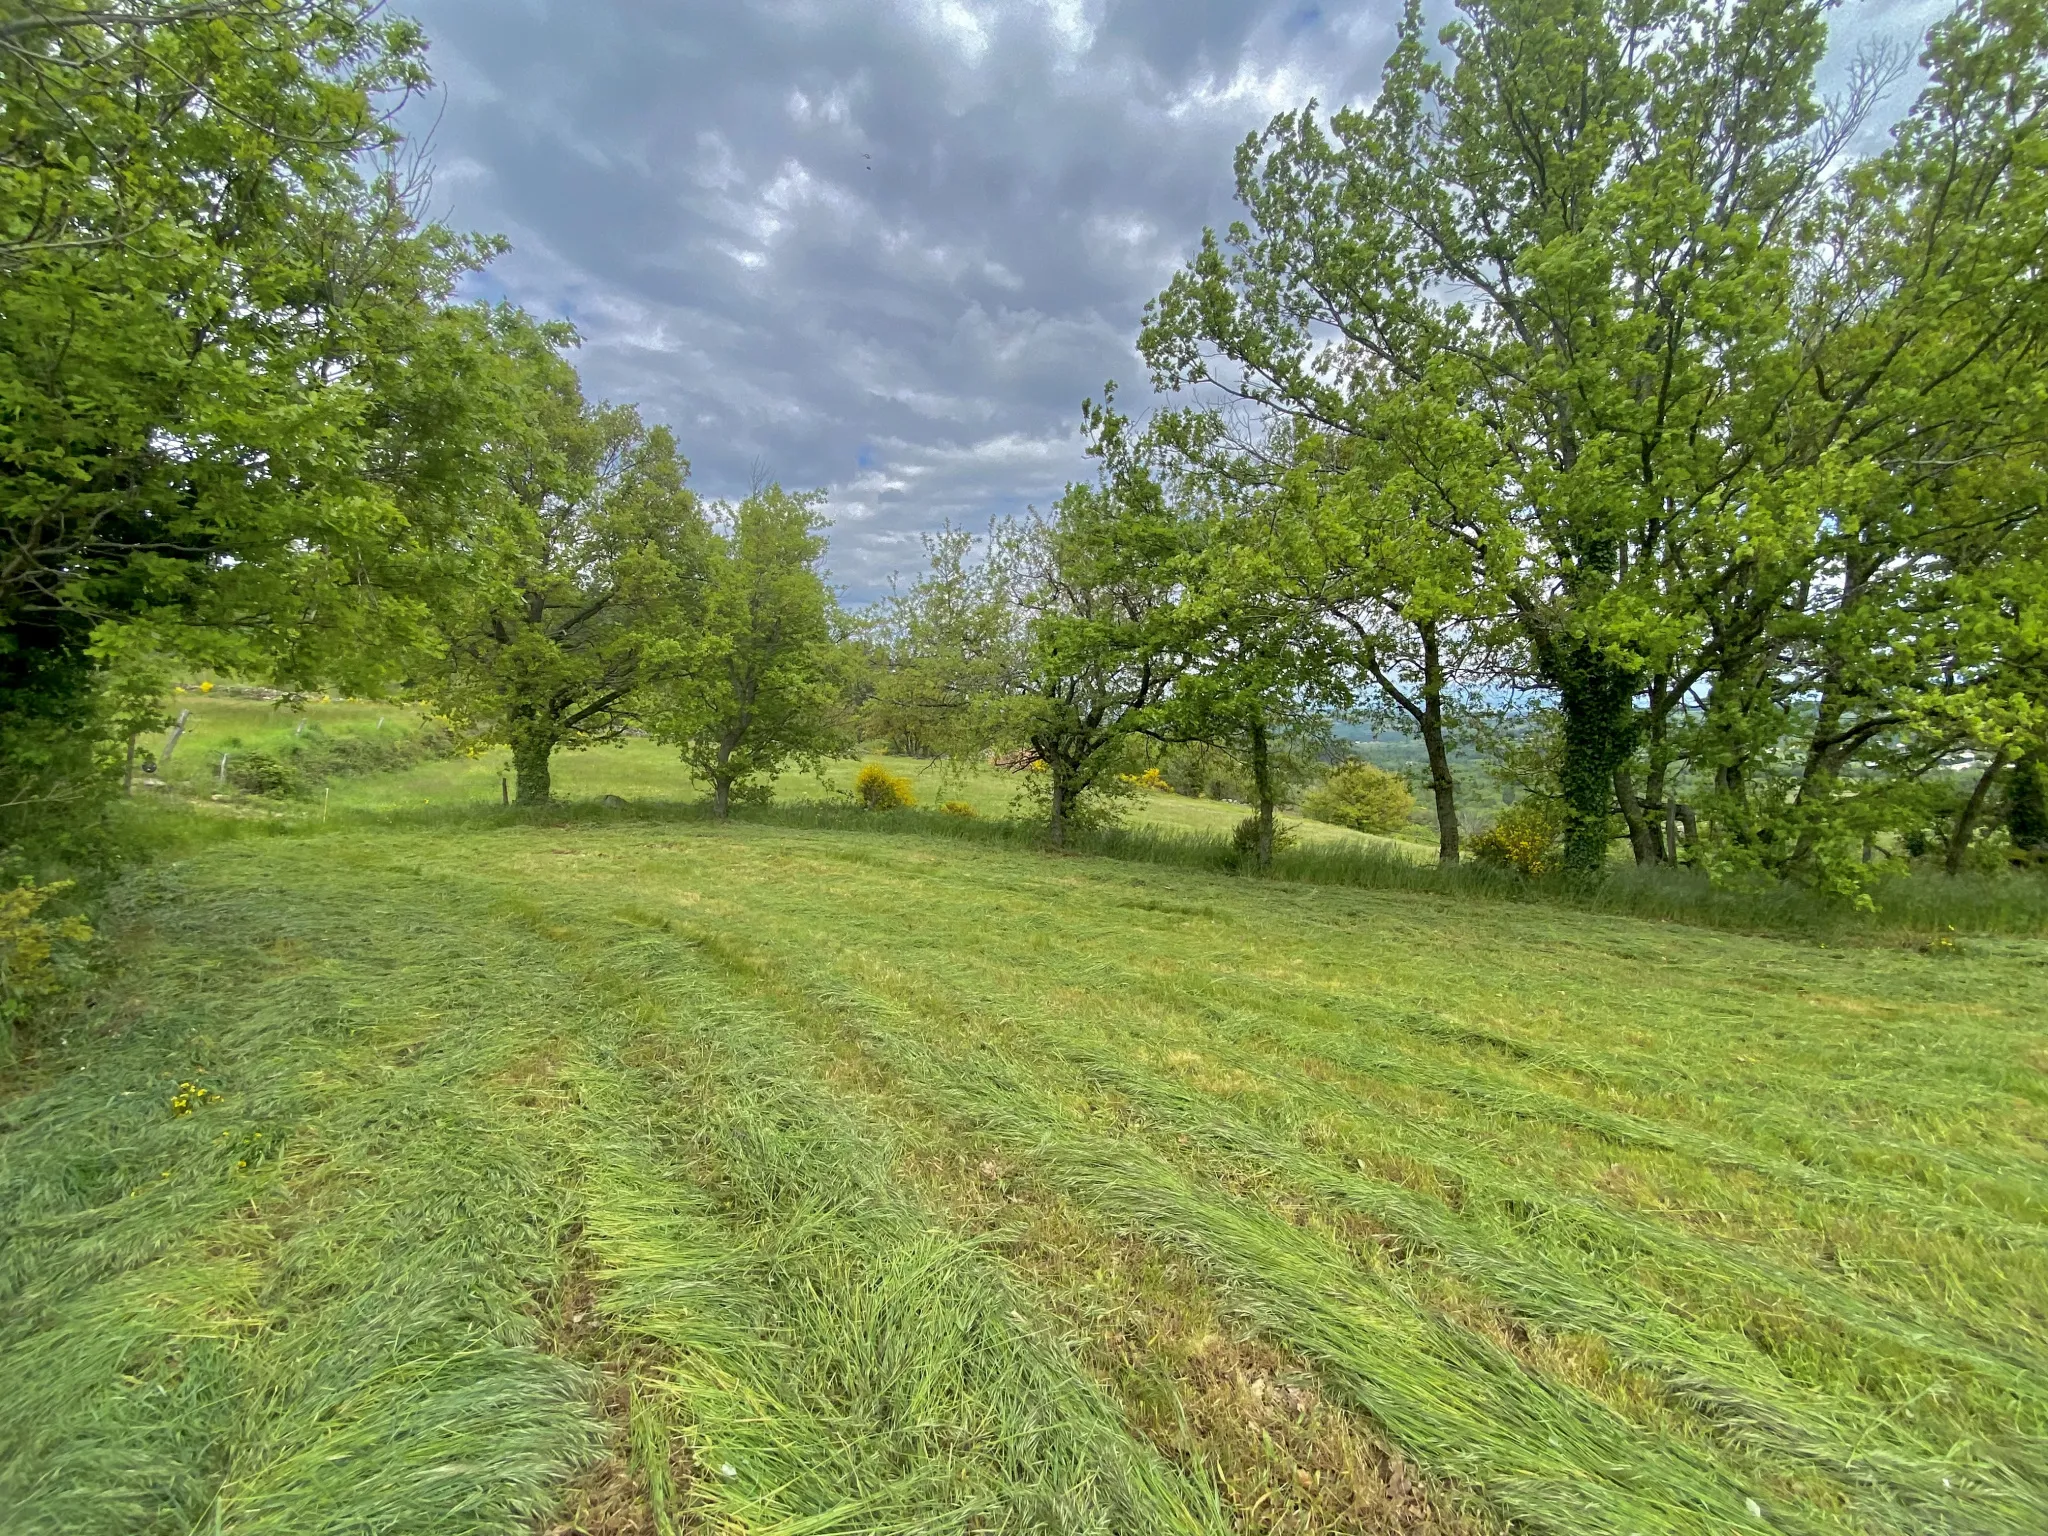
400 0 1919 598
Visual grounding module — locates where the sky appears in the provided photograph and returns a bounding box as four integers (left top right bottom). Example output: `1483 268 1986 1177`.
398 0 1946 601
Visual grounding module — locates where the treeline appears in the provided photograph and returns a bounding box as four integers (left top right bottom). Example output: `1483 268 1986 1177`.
0 2 843 871
864 0 2048 896
7 0 2046 906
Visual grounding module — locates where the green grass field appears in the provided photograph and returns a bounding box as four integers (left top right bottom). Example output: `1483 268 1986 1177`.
148 695 1430 859
6 749 2046 1535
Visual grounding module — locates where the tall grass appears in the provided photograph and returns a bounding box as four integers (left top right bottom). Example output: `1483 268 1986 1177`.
563 1010 1226 1535
1 839 1224 1536
0 865 602 1534
10 811 2043 1533
666 918 2043 1536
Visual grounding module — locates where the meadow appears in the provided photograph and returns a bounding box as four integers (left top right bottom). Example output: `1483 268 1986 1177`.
11 5 2046 1531
152 694 1431 856
4 704 2046 1535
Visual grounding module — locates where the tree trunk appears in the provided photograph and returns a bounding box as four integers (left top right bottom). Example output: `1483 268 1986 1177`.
1047 773 1068 848
2011 748 2048 855
1551 640 1637 877
1614 766 1658 866
1640 673 1678 863
1355 619 1461 864
1791 547 1880 868
124 735 137 794
511 735 553 805
1946 746 2010 876
1249 720 1276 872
1417 623 1460 865
710 741 735 819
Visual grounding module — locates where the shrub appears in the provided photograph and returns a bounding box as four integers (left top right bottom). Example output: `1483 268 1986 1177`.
226 750 301 798
1229 815 1299 862
288 718 456 783
855 764 915 810
941 800 978 818
1 880 93 1030
1470 798 1566 877
1121 766 1172 792
1302 761 1414 834
1158 743 1249 800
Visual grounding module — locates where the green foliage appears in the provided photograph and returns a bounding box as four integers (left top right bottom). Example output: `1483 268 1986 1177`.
855 764 915 811
203 718 456 803
1 656 178 876
225 752 301 800
2008 753 2048 858
1470 801 1567 880
428 312 708 806
0 879 92 1031
1228 814 1297 863
290 719 456 783
1009 749 1140 839
1148 743 1237 801
1136 0 2048 884
650 487 844 816
1008 401 1187 846
861 525 1026 762
0 2 499 754
1301 762 1414 836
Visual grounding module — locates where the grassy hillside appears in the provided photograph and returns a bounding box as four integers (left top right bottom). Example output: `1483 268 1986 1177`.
5 807 2044 1535
144 694 1428 857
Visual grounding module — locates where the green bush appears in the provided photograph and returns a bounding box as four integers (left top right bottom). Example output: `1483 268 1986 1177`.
227 750 302 798
1 879 93 1031
288 718 455 782
1229 815 1298 862
2008 753 2048 860
1301 761 1414 834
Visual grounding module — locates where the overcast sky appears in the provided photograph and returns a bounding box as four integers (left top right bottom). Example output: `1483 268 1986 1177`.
399 0 1944 600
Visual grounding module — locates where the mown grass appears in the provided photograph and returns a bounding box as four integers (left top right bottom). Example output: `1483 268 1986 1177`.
4 811 2043 1534
132 695 2048 940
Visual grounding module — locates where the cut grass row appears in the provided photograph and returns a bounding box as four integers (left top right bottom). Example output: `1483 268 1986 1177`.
6 813 2044 1532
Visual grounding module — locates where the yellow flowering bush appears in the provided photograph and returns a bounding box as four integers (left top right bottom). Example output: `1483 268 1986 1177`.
855 764 915 810
940 800 977 818
1 880 93 1028
1470 799 1566 877
1120 766 1172 793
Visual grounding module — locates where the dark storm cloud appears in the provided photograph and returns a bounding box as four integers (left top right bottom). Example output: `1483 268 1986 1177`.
398 0 1931 598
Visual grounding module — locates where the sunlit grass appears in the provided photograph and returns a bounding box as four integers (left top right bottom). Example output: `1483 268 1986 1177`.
134 698 2048 941
142 696 1424 857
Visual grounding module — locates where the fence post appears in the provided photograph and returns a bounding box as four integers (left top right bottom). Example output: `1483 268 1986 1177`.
160 709 191 767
